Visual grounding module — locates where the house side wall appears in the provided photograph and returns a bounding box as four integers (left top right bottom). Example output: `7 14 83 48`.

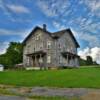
55 32 79 67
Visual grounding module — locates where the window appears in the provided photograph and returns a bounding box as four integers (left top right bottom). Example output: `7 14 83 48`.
59 56 62 63
27 45 30 53
40 43 43 50
34 48 35 52
58 43 61 49
70 47 73 53
47 55 51 63
35 33 41 40
47 41 51 49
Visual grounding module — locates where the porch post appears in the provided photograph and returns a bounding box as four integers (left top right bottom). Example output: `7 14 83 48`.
40 54 42 70
66 54 68 66
35 55 37 67
32 56 34 67
30 55 33 66
70 55 72 67
70 55 73 67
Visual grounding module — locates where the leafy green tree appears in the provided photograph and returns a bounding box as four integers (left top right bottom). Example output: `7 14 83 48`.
86 56 93 65
0 42 23 68
79 58 87 66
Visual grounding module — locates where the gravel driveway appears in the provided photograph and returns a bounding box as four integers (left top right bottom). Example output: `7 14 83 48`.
1 85 100 100
0 96 26 100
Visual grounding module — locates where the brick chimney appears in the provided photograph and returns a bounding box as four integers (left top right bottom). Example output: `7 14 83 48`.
43 24 46 31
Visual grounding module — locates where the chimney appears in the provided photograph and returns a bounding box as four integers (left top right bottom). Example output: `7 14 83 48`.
43 24 46 31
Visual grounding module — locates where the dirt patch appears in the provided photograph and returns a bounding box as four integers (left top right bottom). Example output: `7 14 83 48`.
81 90 100 100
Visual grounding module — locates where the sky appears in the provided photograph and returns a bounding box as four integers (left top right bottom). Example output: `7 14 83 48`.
0 0 100 64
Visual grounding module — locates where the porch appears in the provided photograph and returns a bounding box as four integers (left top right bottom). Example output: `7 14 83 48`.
26 51 46 69
61 52 79 67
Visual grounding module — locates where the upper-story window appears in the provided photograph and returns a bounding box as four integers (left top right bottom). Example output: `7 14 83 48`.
58 43 62 49
33 48 35 52
35 33 41 40
40 43 43 49
47 41 51 49
27 45 30 53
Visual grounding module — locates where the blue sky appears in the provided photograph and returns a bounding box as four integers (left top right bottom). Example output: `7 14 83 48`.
0 0 100 63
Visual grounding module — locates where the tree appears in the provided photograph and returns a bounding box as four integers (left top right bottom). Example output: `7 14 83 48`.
79 58 87 66
86 56 93 65
0 42 23 68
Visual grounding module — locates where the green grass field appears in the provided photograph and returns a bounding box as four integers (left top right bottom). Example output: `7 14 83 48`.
0 66 100 88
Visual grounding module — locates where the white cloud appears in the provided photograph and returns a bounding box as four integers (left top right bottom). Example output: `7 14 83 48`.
0 42 9 55
0 1 32 23
79 33 100 47
0 28 32 39
37 0 70 17
53 21 66 30
6 4 30 14
37 0 56 17
81 0 100 17
78 47 100 64
85 0 100 12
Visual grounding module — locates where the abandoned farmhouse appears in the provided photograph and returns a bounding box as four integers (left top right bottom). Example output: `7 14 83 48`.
23 25 80 69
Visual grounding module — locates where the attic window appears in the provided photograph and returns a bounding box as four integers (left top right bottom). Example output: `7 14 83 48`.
36 33 41 40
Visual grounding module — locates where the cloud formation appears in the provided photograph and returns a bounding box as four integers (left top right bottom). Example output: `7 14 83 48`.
37 0 70 17
83 0 100 17
37 0 100 48
0 28 32 39
0 0 32 23
6 4 30 14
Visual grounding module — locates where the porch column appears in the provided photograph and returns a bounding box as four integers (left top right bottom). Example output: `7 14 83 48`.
30 55 33 66
70 55 73 67
32 56 35 67
39 54 43 70
35 55 37 67
66 54 68 66
70 55 72 67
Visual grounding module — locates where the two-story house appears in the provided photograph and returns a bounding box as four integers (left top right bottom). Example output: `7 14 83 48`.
23 24 80 69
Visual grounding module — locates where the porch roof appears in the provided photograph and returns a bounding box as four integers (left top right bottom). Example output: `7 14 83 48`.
26 51 46 56
61 52 80 58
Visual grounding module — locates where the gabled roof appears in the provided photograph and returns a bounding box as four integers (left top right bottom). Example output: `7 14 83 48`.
22 26 52 44
22 26 80 48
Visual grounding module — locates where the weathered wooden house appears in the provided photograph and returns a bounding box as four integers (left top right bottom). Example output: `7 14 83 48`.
23 24 80 69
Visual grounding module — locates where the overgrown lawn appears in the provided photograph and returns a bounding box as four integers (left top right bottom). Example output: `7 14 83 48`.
0 66 100 88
